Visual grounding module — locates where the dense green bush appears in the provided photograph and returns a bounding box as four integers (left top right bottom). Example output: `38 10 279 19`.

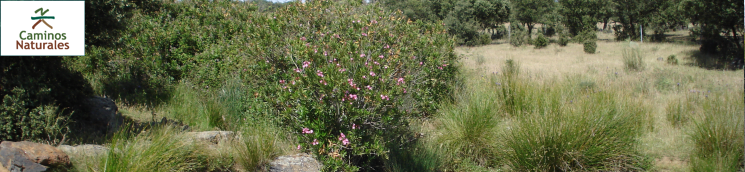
509 24 528 47
74 0 458 170
558 34 570 46
0 58 93 143
583 40 597 54
533 33 548 49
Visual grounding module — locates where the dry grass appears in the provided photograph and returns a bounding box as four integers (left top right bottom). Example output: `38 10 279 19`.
456 32 744 171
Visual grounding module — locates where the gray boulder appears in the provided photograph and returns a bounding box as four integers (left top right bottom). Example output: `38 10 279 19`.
184 131 235 144
58 144 109 157
83 96 122 132
0 141 71 172
269 153 322 172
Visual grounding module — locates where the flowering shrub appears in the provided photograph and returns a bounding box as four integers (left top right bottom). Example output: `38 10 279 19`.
267 1 457 170
77 0 457 170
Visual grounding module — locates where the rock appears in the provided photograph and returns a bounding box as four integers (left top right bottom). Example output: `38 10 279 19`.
58 144 109 157
0 162 10 172
0 146 47 172
0 141 70 168
0 141 72 172
269 153 322 172
185 131 235 144
83 96 122 132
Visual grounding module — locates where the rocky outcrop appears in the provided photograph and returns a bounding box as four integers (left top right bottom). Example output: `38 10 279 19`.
0 141 70 172
58 144 109 157
83 96 122 133
185 131 235 144
269 153 322 172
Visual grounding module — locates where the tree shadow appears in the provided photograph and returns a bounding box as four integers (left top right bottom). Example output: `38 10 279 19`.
683 50 744 70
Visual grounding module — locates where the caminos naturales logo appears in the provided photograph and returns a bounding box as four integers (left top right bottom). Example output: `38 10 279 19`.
1 0 84 56
16 7 70 50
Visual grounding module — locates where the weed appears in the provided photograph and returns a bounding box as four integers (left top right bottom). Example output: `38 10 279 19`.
666 55 679 65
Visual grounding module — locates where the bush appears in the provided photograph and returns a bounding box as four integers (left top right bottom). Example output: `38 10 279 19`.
583 40 597 54
573 30 597 43
479 33 492 45
72 0 458 170
666 55 679 65
623 45 645 71
0 57 93 143
533 33 549 49
558 34 570 46
509 24 528 47
689 91 744 171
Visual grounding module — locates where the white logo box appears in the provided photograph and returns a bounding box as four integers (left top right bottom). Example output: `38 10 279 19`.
1 0 85 56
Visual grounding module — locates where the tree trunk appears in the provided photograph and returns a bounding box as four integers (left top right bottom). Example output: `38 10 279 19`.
732 26 742 50
603 19 609 31
527 24 534 39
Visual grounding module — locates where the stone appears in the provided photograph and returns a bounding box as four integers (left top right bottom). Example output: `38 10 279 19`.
185 131 234 144
83 96 122 132
0 142 50 172
58 144 109 157
269 153 322 172
0 141 70 168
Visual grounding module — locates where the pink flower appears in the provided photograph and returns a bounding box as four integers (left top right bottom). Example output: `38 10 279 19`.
291 80 296 85
397 78 405 85
302 61 311 68
302 128 314 134
314 49 318 53
412 56 417 59
324 51 328 56
312 139 319 145
319 80 327 85
443 64 449 67
360 53 366 58
301 37 306 41
316 70 324 77
362 32 368 36
366 85 372 90
342 138 350 145
378 55 384 59
362 75 367 79
370 71 376 76
403 88 407 93
294 68 302 73
384 44 390 49
372 20 378 24
374 61 380 65
352 123 358 129
339 133 346 141
438 67 443 70
419 62 423 65
380 94 389 100
280 80 285 84
349 94 358 100
339 68 347 72
297 145 301 150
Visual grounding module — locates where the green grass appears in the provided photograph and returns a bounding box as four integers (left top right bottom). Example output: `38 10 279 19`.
689 91 744 171
623 44 645 71
100 126 229 172
232 121 294 171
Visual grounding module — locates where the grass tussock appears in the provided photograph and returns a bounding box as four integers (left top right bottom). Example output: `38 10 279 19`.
100 126 229 172
232 121 295 171
623 43 646 71
688 91 744 171
166 77 246 131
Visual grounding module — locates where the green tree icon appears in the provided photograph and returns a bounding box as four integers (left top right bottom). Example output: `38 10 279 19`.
31 8 54 29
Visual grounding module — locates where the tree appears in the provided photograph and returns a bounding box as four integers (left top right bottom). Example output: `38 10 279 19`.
681 0 744 50
611 0 663 40
512 0 554 36
559 0 610 35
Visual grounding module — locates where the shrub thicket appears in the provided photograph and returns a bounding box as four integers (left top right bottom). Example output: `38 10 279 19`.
533 33 548 49
74 0 458 170
583 40 597 54
558 34 570 46
0 58 93 143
